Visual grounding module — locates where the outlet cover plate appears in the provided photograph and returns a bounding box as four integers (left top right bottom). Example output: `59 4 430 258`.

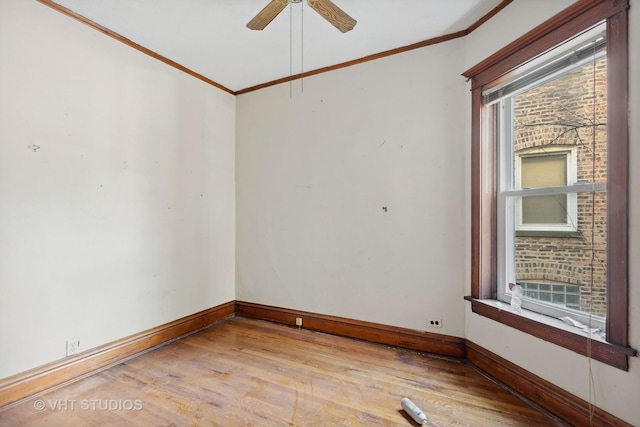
66 339 80 356
427 319 443 328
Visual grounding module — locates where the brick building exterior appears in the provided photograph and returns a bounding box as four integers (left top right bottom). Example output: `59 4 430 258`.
512 57 607 316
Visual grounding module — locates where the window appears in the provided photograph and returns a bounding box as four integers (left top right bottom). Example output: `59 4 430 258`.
494 28 607 329
515 147 577 233
463 0 636 370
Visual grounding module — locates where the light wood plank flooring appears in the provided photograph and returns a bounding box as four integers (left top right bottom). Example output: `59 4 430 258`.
0 317 566 426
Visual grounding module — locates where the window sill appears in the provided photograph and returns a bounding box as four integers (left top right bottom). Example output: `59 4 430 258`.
464 296 637 370
515 230 581 238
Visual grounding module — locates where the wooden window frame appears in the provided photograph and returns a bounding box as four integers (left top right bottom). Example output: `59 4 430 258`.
463 0 637 370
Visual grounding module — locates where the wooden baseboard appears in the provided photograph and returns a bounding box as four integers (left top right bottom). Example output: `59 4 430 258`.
466 340 632 427
235 301 466 359
1 300 631 426
0 301 235 408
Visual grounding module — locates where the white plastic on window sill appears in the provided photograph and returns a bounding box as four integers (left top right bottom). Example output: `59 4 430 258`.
560 316 606 340
480 299 608 343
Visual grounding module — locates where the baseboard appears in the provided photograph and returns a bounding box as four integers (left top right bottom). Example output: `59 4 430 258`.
235 301 466 359
0 301 235 408
466 340 632 427
1 300 631 426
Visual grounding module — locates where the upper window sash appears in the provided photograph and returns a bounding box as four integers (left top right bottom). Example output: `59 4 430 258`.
483 33 606 105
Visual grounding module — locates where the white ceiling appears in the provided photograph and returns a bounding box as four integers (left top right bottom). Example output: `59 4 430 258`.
50 0 505 92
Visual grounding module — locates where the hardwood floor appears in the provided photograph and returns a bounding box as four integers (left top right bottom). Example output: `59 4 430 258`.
0 317 566 426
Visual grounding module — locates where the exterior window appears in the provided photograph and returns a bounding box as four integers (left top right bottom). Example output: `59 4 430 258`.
515 148 577 232
463 0 635 370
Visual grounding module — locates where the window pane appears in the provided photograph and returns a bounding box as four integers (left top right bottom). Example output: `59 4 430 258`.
512 57 607 186
522 195 567 224
520 153 569 225
521 155 567 187
511 191 608 317
503 37 608 320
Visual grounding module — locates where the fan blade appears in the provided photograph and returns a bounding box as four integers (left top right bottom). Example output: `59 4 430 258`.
307 0 356 33
247 0 290 31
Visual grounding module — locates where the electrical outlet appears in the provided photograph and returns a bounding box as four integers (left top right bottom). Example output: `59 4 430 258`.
295 317 303 327
66 339 80 356
427 319 442 328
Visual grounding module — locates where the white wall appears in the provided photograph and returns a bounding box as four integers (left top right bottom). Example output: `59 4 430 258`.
2 0 637 423
238 0 639 423
463 1 640 425
236 40 468 335
0 0 236 378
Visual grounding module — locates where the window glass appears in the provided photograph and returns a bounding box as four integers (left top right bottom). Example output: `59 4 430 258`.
497 26 607 327
521 154 568 224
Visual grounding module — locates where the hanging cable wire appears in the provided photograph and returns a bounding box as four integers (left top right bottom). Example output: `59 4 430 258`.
289 1 293 99
301 0 304 93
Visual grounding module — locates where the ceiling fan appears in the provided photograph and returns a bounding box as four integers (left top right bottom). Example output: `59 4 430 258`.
247 0 357 33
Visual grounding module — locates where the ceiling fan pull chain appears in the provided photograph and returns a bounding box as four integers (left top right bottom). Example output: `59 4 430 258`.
301 0 304 93
289 1 293 99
